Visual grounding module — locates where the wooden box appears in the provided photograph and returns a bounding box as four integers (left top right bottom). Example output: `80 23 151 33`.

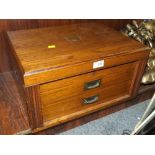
7 23 150 132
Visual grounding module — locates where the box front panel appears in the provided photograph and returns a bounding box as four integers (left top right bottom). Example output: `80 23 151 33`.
40 62 138 126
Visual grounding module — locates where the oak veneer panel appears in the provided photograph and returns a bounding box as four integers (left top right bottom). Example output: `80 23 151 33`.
0 72 30 134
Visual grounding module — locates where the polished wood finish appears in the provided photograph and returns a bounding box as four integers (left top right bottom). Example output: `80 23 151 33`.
0 19 152 135
7 22 150 133
25 86 43 129
23 51 149 87
41 62 137 125
36 87 154 135
0 72 30 134
7 23 149 87
0 19 133 73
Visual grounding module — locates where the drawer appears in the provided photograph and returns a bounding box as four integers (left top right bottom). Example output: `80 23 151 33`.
40 62 138 124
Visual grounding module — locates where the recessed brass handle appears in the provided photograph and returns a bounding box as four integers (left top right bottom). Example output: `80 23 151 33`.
83 95 99 104
84 79 101 90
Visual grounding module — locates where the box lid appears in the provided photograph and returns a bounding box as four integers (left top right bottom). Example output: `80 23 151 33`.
7 23 149 87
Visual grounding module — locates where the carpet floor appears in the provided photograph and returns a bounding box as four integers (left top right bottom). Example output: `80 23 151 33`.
59 100 150 135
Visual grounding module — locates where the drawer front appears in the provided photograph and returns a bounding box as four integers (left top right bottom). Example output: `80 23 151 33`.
40 62 138 124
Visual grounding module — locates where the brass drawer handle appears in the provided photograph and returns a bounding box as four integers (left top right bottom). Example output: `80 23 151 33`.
83 95 99 104
84 79 101 90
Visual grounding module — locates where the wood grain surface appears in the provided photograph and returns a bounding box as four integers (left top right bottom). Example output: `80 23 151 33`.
0 72 30 134
7 23 149 86
25 85 43 129
7 22 150 132
0 19 134 73
0 71 153 135
0 20 148 134
35 87 154 135
41 62 136 123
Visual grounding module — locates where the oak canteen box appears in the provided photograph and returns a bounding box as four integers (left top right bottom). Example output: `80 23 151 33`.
7 23 150 133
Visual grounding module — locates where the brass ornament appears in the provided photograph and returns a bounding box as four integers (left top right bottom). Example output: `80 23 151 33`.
149 48 155 57
142 69 155 84
121 20 155 84
147 58 155 69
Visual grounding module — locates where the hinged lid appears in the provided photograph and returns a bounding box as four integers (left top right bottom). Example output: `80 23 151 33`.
7 23 149 87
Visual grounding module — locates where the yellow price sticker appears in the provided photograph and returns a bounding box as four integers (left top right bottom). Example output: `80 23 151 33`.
48 45 56 49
